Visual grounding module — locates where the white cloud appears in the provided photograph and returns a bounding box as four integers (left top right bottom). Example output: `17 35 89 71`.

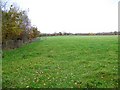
9 0 118 33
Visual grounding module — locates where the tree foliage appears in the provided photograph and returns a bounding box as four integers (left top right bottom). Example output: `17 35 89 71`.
2 4 40 43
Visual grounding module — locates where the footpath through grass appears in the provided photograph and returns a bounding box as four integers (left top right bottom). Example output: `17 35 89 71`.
2 35 118 88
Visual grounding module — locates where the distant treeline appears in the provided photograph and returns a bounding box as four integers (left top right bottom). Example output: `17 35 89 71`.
41 31 119 36
2 3 40 49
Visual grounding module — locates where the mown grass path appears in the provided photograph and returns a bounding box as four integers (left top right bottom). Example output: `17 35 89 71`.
2 36 118 88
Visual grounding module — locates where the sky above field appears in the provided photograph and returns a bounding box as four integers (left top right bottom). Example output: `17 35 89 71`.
4 0 119 33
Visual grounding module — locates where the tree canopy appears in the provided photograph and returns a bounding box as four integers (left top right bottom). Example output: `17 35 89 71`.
2 2 40 43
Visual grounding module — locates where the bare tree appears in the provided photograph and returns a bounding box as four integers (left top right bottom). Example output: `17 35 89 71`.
1 0 9 10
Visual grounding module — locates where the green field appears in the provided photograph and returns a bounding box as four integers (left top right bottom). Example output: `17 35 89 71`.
2 35 118 88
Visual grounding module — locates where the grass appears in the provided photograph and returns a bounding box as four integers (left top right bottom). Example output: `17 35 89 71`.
2 35 118 88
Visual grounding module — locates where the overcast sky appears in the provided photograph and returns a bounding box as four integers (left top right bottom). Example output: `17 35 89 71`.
6 0 119 33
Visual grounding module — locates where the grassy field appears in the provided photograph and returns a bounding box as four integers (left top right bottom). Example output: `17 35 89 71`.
2 35 118 88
